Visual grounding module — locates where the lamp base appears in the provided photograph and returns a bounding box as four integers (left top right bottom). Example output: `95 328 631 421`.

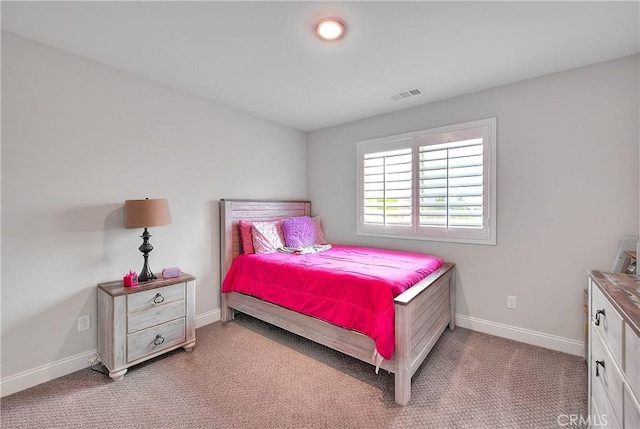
138 228 157 282
138 262 156 282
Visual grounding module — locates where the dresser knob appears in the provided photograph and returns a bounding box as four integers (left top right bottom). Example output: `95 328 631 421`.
593 309 605 326
153 334 165 346
153 293 165 304
595 359 605 377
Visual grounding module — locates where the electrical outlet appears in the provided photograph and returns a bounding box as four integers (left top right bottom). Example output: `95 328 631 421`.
507 296 517 310
78 315 90 332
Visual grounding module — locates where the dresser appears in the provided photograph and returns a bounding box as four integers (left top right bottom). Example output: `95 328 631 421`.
588 271 640 428
97 274 196 381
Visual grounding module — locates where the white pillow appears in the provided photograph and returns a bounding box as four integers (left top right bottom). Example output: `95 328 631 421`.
251 221 285 254
311 216 327 245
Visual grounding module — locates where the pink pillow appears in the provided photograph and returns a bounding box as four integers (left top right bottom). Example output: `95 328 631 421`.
281 216 315 249
238 220 255 255
251 221 285 254
311 216 327 245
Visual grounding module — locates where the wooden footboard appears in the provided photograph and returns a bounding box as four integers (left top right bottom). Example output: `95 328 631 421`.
394 262 455 405
219 199 456 406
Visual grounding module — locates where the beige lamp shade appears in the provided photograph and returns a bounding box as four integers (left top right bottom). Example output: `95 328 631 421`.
124 199 171 229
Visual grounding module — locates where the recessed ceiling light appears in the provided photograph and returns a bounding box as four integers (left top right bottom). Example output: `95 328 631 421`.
315 18 346 41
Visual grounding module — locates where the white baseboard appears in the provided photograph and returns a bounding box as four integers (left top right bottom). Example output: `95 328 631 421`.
0 349 98 398
456 313 585 357
1 310 581 398
1 309 223 398
195 309 221 328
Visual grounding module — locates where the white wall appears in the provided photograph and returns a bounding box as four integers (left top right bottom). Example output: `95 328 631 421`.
308 55 639 353
1 33 307 392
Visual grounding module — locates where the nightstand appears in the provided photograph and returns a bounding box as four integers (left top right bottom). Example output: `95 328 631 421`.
97 273 196 381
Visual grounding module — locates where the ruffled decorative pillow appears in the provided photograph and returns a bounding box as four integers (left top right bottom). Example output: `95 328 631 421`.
311 216 327 245
251 221 285 254
281 216 315 249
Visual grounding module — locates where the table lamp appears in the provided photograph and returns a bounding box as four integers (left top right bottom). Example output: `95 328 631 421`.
124 198 171 282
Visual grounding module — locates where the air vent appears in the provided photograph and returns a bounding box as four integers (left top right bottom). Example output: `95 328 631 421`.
389 88 422 102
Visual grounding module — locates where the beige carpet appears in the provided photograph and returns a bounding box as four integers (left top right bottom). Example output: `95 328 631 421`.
1 313 587 428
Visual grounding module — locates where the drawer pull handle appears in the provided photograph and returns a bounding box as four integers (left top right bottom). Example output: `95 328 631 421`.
153 293 165 304
595 359 605 377
593 309 605 326
153 334 165 346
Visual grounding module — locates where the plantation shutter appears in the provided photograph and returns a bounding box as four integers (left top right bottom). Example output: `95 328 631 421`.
357 118 495 244
419 138 484 228
363 148 412 226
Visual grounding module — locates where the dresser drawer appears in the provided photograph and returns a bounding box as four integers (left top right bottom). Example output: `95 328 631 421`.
626 326 640 399
127 283 185 313
591 283 624 367
591 396 602 428
127 317 186 363
127 299 185 334
624 383 640 429
592 377 621 428
591 328 624 424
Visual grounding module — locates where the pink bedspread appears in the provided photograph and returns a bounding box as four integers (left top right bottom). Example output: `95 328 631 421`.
221 245 443 359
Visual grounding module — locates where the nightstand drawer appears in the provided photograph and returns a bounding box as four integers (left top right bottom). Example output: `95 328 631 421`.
127 317 185 363
591 284 624 367
127 283 185 313
128 299 185 334
591 328 624 424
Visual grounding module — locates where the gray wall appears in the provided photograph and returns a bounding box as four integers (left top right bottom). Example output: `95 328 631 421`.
1 33 307 380
308 55 639 348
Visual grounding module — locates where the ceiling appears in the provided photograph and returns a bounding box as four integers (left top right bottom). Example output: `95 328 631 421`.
2 1 639 132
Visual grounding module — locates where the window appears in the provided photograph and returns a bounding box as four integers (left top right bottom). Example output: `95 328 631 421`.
357 118 496 245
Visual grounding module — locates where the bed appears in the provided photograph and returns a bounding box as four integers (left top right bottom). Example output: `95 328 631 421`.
219 199 456 406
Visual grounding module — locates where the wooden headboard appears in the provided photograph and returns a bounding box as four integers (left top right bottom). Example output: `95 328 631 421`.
219 199 311 280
